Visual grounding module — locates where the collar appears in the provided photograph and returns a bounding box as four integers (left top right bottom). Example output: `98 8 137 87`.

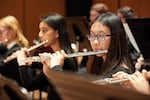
7 41 17 49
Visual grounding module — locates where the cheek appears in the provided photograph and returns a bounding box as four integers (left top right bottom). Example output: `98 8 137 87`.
105 41 111 49
104 39 111 50
46 34 57 45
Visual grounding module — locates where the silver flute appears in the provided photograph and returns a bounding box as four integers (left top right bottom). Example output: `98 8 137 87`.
18 50 108 64
92 75 130 85
4 40 48 63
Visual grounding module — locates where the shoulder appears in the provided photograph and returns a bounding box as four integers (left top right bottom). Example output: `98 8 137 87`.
104 66 131 78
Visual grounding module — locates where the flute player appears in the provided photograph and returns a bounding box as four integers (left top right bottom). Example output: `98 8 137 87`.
0 15 29 86
15 13 78 100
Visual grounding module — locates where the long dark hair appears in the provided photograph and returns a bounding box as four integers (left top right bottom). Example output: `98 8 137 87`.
87 12 134 75
40 13 73 54
40 13 78 71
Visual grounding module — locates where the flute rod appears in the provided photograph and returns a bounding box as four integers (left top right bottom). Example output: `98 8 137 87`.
18 50 108 63
4 40 48 63
93 71 150 85
92 75 130 85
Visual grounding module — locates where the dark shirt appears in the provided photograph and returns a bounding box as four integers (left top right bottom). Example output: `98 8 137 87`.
0 44 23 86
0 44 7 54
103 66 132 78
19 58 78 100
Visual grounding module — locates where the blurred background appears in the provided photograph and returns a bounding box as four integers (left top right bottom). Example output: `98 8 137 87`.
0 0 150 50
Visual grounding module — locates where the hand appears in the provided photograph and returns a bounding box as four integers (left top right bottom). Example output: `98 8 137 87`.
40 50 66 69
112 71 131 89
40 52 52 77
15 48 28 66
49 50 66 68
40 50 66 77
129 71 150 95
135 56 144 70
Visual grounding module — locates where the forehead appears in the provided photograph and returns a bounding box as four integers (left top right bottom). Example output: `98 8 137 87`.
90 22 110 33
39 21 50 28
0 26 6 30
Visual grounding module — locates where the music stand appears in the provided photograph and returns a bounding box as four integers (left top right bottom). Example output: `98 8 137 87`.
46 70 150 100
126 18 150 62
65 16 91 51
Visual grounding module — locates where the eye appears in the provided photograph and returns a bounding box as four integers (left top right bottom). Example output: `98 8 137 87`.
41 29 49 33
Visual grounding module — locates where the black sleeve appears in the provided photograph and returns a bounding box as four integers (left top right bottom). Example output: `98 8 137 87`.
52 65 63 71
0 44 7 54
63 58 78 72
103 66 132 78
19 65 49 91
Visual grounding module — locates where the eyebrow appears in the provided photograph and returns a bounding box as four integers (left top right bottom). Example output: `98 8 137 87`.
90 31 108 34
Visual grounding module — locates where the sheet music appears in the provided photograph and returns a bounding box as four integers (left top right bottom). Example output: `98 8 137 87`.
123 23 141 53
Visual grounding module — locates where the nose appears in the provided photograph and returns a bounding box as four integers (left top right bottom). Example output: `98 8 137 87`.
38 31 43 38
92 37 100 44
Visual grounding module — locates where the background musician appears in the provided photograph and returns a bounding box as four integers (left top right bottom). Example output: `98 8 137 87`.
15 13 78 100
89 3 108 24
0 15 29 86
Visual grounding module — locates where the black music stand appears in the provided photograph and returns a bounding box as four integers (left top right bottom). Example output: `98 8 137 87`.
65 16 91 51
126 18 150 61
46 70 150 100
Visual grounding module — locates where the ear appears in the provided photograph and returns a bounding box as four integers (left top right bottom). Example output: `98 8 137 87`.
55 30 59 38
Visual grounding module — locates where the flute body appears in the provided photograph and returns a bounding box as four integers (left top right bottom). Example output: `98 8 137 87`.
18 50 108 63
92 75 130 85
4 40 48 63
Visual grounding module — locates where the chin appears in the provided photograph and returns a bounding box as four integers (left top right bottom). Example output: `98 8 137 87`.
96 54 103 57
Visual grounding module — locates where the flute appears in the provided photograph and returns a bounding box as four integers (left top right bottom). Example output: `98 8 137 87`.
18 50 108 63
4 40 48 63
92 75 130 85
92 71 150 85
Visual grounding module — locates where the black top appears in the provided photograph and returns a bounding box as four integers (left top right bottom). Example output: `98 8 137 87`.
19 58 78 100
103 66 132 78
0 44 23 86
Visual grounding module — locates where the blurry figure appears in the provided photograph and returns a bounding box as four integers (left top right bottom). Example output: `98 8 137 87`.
117 6 137 23
0 15 29 86
89 3 108 23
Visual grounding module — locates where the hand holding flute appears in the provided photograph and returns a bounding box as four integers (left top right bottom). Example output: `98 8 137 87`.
39 50 66 69
112 70 150 95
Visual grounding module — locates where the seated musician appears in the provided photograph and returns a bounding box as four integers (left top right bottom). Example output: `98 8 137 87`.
85 12 134 78
15 13 78 100
0 15 29 86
